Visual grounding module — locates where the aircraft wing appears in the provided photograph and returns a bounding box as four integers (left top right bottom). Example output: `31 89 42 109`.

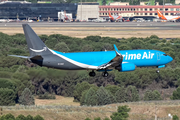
98 44 123 69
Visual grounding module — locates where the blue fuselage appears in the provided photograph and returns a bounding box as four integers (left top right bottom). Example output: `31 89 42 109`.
51 49 173 70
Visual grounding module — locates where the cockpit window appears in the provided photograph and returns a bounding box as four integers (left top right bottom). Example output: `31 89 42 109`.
163 54 167 56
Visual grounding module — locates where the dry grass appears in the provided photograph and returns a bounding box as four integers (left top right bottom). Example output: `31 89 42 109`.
35 96 80 106
1 96 180 120
1 27 180 38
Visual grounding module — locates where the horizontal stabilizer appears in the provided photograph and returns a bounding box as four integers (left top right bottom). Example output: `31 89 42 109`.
9 55 29 59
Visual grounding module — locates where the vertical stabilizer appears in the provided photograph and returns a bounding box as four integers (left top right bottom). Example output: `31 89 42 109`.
157 10 167 20
22 24 51 57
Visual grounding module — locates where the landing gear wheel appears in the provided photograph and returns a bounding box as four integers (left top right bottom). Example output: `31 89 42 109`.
89 71 96 77
156 70 160 73
102 72 109 77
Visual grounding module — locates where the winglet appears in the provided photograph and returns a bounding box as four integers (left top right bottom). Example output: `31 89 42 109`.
114 44 121 56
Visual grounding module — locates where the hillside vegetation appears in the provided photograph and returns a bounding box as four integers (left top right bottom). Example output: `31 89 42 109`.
0 33 180 106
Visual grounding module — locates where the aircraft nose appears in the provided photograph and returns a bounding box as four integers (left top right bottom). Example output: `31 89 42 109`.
168 56 173 63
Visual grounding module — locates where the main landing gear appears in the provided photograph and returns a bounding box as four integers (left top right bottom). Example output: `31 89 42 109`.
89 70 96 77
89 70 109 77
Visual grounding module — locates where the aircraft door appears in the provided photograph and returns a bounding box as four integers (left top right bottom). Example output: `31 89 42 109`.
157 52 160 62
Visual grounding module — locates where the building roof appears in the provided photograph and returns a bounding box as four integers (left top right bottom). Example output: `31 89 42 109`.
99 5 180 8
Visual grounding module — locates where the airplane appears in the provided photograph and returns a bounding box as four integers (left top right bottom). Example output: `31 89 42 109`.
9 24 173 77
0 19 9 23
63 11 71 22
157 10 180 22
108 11 122 22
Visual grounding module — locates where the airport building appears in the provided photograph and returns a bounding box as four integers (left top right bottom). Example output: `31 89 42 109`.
99 4 180 20
0 1 77 20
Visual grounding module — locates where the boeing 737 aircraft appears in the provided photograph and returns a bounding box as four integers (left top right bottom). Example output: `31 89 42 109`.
10 24 173 77
157 10 180 22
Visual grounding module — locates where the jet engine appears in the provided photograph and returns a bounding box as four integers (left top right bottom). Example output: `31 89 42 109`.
115 63 136 72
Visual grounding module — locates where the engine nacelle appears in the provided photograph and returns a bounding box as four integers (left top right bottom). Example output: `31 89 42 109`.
116 63 136 72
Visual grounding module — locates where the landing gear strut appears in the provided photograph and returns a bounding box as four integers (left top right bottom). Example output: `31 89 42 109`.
89 70 96 77
102 71 109 77
156 70 160 73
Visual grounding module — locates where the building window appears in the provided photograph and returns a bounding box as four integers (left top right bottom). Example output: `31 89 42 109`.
111 13 113 15
145 13 147 15
141 13 143 15
106 13 107 15
103 9 104 11
171 8 174 11
141 9 143 11
103 13 104 15
123 8 124 11
165 13 168 15
155 8 157 10
160 8 163 11
150 8 152 11
171 13 174 15
145 8 147 11
176 8 179 11
134 9 135 11
150 13 152 15
120 9 121 11
131 8 132 11
155 13 157 15
111 9 113 11
105 8 107 11
137 13 139 15
165 8 168 11
128 9 129 11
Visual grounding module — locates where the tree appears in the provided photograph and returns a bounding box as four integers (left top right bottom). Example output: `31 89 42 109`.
74 82 91 102
3 113 15 120
173 115 179 120
26 115 34 120
33 115 44 120
84 87 98 106
18 88 34 105
105 85 120 96
94 117 101 120
144 90 162 101
125 86 140 102
0 88 16 106
171 87 180 100
102 0 106 5
16 114 26 120
110 105 131 120
85 118 91 120
115 87 126 103
96 86 115 105
54 42 70 52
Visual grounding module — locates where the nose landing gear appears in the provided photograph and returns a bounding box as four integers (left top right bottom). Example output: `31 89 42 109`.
102 71 109 77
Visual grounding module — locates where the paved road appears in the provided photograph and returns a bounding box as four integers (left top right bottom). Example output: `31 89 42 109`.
0 22 180 28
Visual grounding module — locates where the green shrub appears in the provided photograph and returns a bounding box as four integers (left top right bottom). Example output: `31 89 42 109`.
18 88 34 105
0 88 16 106
173 115 179 120
110 105 131 120
33 115 44 120
16 114 26 120
38 92 56 99
144 90 162 101
171 87 180 100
